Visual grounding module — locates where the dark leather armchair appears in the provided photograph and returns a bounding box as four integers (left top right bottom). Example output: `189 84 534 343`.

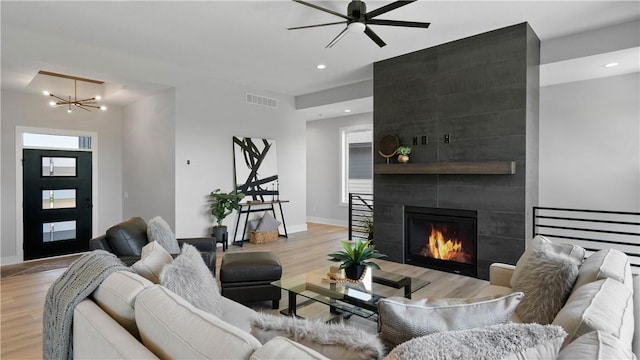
89 217 216 275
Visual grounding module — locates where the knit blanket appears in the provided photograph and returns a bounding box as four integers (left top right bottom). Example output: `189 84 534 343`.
42 250 130 360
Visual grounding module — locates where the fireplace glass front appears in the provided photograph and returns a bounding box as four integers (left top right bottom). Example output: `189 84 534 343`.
405 207 477 277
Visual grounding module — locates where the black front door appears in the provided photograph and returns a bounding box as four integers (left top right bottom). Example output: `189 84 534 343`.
23 149 92 260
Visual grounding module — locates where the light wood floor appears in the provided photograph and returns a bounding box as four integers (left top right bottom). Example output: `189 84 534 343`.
0 223 488 359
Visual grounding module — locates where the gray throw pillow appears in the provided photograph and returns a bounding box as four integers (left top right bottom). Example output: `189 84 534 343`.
377 292 524 348
147 216 180 254
512 241 580 324
386 323 567 360
159 244 221 317
256 212 280 232
251 312 384 360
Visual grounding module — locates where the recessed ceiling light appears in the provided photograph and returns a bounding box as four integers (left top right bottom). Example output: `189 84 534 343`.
604 62 619 68
316 64 326 70
344 109 351 113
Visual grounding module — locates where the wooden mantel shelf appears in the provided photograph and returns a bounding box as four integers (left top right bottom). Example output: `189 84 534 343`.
374 161 516 175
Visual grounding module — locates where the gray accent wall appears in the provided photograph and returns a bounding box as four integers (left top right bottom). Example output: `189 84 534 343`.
373 23 540 279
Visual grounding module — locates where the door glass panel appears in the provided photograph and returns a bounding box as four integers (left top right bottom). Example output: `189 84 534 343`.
42 220 76 242
24 133 92 150
41 157 76 177
41 189 76 209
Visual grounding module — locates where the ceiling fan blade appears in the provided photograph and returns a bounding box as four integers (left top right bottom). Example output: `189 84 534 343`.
287 21 347 30
292 0 351 21
366 0 416 19
367 19 430 28
364 26 386 47
326 27 349 48
75 104 91 112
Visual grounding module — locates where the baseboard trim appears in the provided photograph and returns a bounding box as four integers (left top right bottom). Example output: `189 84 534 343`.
1 256 21 266
287 223 308 234
306 217 348 227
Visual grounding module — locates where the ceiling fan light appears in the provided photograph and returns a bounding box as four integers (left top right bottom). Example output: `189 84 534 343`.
95 95 102 100
67 108 72 113
347 22 366 33
49 101 56 106
43 90 50 96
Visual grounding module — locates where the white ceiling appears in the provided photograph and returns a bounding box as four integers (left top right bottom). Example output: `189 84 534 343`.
2 1 639 108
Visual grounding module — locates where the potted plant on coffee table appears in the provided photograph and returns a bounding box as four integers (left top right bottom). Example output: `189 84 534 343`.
327 239 387 280
208 188 244 244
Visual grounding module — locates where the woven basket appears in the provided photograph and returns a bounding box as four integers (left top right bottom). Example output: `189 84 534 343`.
249 230 279 244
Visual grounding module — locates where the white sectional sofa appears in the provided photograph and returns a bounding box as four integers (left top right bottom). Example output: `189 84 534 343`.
71 246 639 359
478 248 639 359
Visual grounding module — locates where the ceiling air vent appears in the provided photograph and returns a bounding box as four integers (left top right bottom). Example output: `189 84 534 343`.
246 93 278 109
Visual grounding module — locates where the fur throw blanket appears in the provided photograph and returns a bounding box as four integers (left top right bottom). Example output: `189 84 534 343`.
42 250 130 360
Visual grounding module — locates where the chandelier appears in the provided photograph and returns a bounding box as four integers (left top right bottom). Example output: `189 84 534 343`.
40 71 107 113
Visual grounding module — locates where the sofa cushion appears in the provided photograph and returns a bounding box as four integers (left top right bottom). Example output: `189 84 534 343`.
218 295 258 333
160 244 222 317
106 217 149 256
557 331 635 360
147 216 181 254
251 312 384 360
74 300 159 359
91 271 153 339
135 285 261 359
512 241 581 325
552 278 634 349
250 337 330 360
572 248 632 291
510 235 584 288
377 292 524 348
131 241 173 283
384 323 567 360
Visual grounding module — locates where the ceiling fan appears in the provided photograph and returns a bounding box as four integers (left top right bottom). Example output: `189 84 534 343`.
288 0 430 48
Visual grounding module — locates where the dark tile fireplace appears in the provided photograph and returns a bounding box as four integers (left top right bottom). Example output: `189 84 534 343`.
372 23 539 279
405 207 477 277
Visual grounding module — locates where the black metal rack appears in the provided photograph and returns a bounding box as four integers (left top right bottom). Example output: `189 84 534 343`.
533 207 640 273
348 193 374 241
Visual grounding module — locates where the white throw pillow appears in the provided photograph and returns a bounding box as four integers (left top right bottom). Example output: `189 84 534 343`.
385 323 567 360
147 216 180 254
512 241 580 325
510 235 584 288
251 312 384 360
377 292 524 348
131 241 173 283
159 244 222 317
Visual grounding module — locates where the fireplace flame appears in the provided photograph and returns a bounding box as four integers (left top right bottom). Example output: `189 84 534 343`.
426 226 464 261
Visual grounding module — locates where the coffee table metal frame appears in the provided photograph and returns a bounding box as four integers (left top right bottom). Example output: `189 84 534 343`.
272 267 430 320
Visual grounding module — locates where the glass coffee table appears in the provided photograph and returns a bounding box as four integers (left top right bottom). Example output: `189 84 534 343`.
272 267 430 320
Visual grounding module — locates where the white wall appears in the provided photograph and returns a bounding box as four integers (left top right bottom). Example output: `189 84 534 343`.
122 88 176 226
0 90 124 263
306 112 372 226
539 72 640 211
173 73 307 238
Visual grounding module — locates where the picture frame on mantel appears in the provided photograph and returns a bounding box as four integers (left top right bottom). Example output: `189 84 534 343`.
232 136 279 203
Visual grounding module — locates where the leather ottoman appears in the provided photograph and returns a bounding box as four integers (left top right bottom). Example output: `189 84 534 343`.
219 251 282 309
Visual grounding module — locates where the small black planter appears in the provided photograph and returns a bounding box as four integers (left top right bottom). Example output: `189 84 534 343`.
344 264 366 281
212 226 228 251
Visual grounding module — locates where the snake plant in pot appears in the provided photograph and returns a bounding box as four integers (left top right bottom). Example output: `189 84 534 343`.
327 239 387 280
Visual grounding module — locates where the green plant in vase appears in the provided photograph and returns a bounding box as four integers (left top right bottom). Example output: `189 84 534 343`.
396 146 411 163
327 239 387 280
